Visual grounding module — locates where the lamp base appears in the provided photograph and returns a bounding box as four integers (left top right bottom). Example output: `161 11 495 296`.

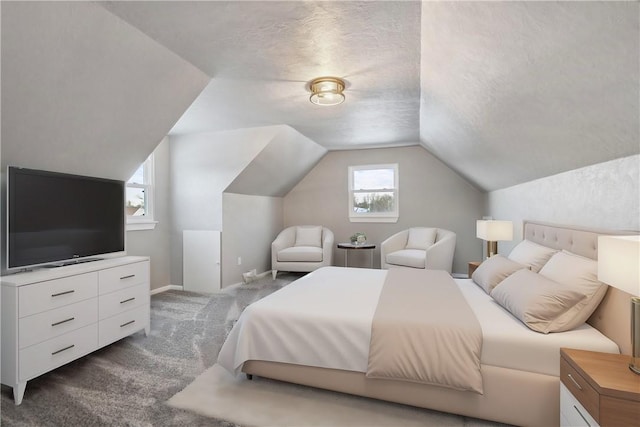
485 241 498 258
631 297 640 375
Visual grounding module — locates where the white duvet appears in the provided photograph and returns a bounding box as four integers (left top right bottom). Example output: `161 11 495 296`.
217 266 619 377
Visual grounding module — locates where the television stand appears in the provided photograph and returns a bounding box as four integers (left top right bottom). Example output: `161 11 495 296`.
1 256 150 405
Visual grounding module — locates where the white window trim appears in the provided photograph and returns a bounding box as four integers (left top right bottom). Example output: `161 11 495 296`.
126 154 157 231
348 163 399 223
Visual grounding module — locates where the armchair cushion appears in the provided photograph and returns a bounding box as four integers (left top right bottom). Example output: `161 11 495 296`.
406 228 437 251
386 249 426 269
294 226 322 247
278 246 323 262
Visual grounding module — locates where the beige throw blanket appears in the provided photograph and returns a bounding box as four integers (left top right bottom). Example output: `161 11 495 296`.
366 269 483 394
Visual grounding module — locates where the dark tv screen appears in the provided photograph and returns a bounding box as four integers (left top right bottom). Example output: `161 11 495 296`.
7 167 125 269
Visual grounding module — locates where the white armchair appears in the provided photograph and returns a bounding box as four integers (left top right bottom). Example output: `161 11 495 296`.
272 226 334 279
380 227 456 273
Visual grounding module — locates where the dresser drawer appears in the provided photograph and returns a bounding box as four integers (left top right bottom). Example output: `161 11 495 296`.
98 305 149 348
98 262 148 295
18 273 98 318
560 383 600 427
19 323 98 381
19 298 98 349
560 356 599 422
98 283 148 320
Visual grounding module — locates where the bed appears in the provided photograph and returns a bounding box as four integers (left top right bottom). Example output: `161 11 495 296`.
217 221 634 426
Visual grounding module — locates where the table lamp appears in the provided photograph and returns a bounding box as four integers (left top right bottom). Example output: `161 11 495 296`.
597 235 640 374
476 220 513 258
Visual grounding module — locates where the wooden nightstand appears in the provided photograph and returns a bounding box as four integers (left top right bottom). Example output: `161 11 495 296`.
560 348 640 427
467 261 481 278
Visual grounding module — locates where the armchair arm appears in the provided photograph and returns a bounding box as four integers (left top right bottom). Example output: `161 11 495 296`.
380 230 410 269
321 228 335 266
271 227 297 266
425 230 456 273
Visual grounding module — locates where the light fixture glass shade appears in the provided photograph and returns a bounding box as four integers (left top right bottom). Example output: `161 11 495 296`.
309 77 345 106
476 220 514 241
597 235 640 296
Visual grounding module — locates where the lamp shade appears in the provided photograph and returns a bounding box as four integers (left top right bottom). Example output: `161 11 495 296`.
476 220 513 241
597 235 640 296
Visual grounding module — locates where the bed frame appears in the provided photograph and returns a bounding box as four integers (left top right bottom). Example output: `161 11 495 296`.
243 221 635 427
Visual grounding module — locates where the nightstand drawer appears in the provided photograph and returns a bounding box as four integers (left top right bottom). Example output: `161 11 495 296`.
560 384 600 427
560 356 599 421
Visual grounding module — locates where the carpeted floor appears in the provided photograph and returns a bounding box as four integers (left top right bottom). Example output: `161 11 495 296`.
0 273 298 426
1 272 510 427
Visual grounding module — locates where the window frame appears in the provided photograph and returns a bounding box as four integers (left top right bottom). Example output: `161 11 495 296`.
348 163 399 223
126 154 157 231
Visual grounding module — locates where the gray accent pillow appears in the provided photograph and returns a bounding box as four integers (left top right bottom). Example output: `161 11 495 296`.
471 255 526 294
490 269 586 334
507 239 558 272
538 250 608 332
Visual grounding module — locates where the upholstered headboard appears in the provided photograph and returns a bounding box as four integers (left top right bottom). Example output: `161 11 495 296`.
523 220 637 355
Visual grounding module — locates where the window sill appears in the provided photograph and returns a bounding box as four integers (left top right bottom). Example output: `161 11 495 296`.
127 221 158 231
349 216 398 223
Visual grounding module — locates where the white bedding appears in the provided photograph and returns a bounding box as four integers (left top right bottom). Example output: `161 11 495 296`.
217 267 619 378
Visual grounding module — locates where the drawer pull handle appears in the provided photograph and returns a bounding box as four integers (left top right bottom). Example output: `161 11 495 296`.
120 274 135 280
120 297 136 304
573 405 591 427
52 344 75 356
51 290 75 298
120 320 135 328
51 317 75 327
567 373 582 390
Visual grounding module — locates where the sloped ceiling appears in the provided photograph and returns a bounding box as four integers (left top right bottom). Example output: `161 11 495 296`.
100 1 422 150
1 1 210 180
420 2 640 191
3 2 637 191
226 126 328 197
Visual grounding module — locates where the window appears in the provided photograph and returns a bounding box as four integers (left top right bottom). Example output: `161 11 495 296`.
348 164 399 223
126 154 157 231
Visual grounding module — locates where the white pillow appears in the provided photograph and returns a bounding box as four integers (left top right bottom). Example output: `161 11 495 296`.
406 228 437 251
471 255 526 294
508 239 558 272
294 226 322 247
490 269 586 334
538 250 608 331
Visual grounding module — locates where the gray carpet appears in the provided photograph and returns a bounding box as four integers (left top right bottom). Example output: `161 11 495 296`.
1 273 298 426
1 273 510 426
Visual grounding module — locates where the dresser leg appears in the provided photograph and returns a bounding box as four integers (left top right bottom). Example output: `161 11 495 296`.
144 325 150 336
13 382 26 405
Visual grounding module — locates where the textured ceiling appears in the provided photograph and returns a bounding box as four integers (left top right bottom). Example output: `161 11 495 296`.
100 1 639 191
101 1 421 150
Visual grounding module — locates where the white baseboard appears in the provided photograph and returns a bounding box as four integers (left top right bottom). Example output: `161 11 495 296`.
150 284 183 295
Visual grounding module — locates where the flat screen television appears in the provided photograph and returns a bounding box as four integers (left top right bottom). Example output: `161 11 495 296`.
7 166 125 269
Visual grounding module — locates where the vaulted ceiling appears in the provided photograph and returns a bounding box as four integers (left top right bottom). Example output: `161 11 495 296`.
3 2 638 191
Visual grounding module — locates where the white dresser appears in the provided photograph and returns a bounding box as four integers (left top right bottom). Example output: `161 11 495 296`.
1 256 150 404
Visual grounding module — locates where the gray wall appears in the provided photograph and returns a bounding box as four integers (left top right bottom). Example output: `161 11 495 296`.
126 138 172 291
221 193 283 287
283 145 485 274
169 127 278 285
487 154 640 255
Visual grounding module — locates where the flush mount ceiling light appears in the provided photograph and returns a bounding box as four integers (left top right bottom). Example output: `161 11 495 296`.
309 77 345 106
